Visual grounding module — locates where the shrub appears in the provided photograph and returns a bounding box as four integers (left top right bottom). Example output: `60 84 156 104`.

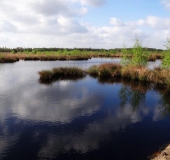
162 38 170 69
121 37 148 67
88 65 98 77
131 38 148 66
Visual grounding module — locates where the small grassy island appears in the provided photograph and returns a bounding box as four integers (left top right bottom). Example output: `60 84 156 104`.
38 67 86 84
38 63 170 90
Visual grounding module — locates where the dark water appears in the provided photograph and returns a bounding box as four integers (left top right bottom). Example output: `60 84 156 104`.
0 58 169 160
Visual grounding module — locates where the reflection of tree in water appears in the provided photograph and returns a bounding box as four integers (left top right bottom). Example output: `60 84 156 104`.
119 81 170 117
160 91 170 117
119 84 146 111
97 76 170 117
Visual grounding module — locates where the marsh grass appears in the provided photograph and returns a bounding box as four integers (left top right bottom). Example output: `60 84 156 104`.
0 48 163 63
148 54 163 61
0 53 19 63
88 65 98 77
38 67 86 82
87 63 170 91
87 63 122 77
0 52 91 62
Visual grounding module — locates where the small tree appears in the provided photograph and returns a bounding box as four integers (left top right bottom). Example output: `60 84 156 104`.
121 37 148 67
131 38 148 66
162 38 170 69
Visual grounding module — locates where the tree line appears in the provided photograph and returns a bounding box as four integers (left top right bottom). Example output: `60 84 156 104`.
0 47 164 53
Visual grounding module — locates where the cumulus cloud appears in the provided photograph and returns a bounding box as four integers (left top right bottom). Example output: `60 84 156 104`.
31 0 82 17
110 18 125 26
0 0 170 49
0 0 88 35
137 16 170 30
161 0 170 9
77 0 106 6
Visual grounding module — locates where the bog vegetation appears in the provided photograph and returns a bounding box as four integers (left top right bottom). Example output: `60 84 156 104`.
37 37 170 91
38 67 85 84
0 43 164 63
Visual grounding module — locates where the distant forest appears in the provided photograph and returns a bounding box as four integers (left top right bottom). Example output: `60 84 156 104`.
0 47 164 53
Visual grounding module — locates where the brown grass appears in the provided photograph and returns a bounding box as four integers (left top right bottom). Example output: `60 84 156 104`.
0 52 163 63
87 63 122 77
148 54 163 61
38 67 86 84
87 63 170 91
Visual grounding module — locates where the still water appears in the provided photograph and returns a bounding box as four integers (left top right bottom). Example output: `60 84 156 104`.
0 58 169 160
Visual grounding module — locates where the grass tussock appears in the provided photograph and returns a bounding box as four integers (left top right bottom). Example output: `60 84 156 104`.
0 54 19 63
38 67 86 82
38 62 170 91
87 63 170 91
87 63 122 77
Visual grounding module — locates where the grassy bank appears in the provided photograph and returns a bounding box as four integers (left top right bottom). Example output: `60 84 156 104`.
0 50 163 63
0 54 19 63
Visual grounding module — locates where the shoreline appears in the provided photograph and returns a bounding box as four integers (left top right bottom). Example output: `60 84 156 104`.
151 144 170 160
0 52 163 63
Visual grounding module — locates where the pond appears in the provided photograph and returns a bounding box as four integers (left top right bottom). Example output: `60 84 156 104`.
0 58 169 160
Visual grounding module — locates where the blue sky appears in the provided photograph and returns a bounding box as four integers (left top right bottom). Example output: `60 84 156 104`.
0 0 170 49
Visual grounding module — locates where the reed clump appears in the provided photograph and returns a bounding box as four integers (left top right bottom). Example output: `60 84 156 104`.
88 63 122 77
0 55 19 63
148 54 162 61
87 63 170 90
38 67 86 81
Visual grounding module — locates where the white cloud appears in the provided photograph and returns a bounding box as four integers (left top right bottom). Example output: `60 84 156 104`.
137 16 170 30
161 0 170 9
0 0 88 35
71 0 106 6
81 0 106 6
0 0 170 49
110 18 124 26
31 0 76 17
0 21 18 32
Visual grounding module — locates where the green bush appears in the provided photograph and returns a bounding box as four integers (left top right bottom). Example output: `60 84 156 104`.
121 37 148 67
162 38 170 69
131 38 148 66
87 65 98 77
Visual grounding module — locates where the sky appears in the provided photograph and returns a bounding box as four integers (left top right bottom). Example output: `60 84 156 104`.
0 0 170 49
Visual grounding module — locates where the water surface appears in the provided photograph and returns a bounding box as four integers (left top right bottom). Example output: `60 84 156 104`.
0 58 169 160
